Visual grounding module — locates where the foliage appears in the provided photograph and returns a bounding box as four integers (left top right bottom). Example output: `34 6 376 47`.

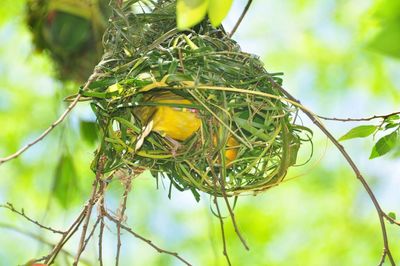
339 114 400 159
177 0 233 29
365 0 400 58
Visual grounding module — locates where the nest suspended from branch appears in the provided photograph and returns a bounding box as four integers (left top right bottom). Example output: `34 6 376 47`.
82 0 312 199
26 0 111 82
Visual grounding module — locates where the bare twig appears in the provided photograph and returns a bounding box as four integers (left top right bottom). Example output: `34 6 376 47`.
0 94 81 165
217 173 249 251
104 212 192 266
0 203 64 234
44 208 87 264
97 168 110 266
213 196 231 266
229 0 253 38
73 155 106 265
267 78 396 266
378 252 387 266
98 217 105 266
0 71 99 165
207 156 232 266
0 222 90 265
317 111 400 122
82 217 101 252
116 176 132 266
72 179 99 265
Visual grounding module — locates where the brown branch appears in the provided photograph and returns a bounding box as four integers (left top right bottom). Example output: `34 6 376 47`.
317 111 400 122
73 155 106 265
229 0 253 38
116 174 132 266
43 207 87 264
104 212 192 266
98 216 105 266
97 166 111 266
72 179 99 265
0 71 99 165
267 78 396 266
207 156 232 266
213 196 231 266
0 222 90 265
82 217 101 252
0 203 64 234
217 172 249 251
378 252 387 266
383 213 400 226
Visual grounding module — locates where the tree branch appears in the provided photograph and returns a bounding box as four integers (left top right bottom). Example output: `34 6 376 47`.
229 0 253 38
104 212 192 266
73 155 106 265
0 222 90 265
0 71 99 165
0 203 64 234
317 111 400 122
267 78 397 266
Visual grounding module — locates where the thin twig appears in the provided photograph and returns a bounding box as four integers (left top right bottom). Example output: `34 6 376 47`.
378 252 387 266
383 213 400 226
267 78 396 266
97 168 110 266
229 0 253 38
98 216 105 266
317 111 400 122
82 217 101 252
207 156 232 266
0 71 99 165
116 176 132 266
104 212 192 266
44 208 87 264
213 197 231 266
0 222 90 265
73 155 106 265
0 94 81 164
217 173 249 251
72 179 99 265
0 203 64 234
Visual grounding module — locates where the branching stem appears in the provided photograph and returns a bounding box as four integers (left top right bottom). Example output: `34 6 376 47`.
317 111 400 122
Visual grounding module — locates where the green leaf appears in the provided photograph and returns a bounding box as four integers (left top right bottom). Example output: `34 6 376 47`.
339 125 377 141
208 0 233 27
367 21 400 58
384 114 400 122
177 0 209 29
385 122 399 130
370 131 398 159
53 153 79 208
80 120 99 145
388 212 397 220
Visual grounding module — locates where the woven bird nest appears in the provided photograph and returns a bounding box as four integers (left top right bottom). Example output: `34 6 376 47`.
83 0 312 199
26 0 111 82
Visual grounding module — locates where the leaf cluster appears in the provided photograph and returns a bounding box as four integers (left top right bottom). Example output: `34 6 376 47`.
339 114 400 159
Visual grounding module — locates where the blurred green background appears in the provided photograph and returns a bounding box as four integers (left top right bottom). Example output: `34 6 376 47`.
0 0 399 265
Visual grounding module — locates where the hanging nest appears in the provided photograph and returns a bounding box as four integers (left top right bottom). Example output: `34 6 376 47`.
26 0 111 82
82 0 312 199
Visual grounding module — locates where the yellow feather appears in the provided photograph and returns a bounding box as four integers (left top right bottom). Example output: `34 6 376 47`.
134 91 201 141
134 91 239 163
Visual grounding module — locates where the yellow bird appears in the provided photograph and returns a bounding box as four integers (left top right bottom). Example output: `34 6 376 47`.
134 91 202 142
134 90 239 164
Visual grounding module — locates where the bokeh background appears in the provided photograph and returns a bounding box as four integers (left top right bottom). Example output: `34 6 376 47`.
0 0 399 265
